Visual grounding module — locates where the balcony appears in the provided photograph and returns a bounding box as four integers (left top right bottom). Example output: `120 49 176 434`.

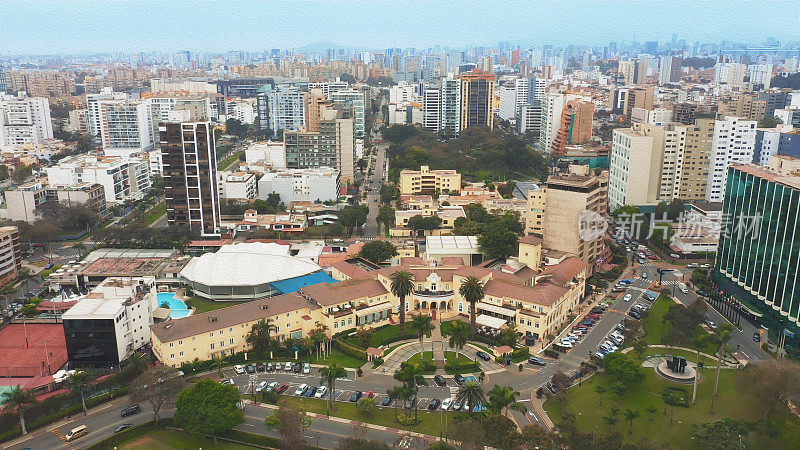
412 289 454 300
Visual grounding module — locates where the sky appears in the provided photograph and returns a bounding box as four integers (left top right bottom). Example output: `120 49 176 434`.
1 0 798 55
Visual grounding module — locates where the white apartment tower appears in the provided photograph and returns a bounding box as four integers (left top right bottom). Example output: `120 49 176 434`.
422 89 441 132
0 93 53 147
439 74 461 136
99 99 154 157
538 93 565 153
705 116 757 202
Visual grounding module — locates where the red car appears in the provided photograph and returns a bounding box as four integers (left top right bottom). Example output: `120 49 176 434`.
647 255 659 260
365 391 375 399
585 314 601 320
276 384 289 394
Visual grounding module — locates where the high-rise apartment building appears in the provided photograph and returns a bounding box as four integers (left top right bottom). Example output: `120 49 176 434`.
86 90 127 139
284 105 355 180
459 70 495 131
267 89 306 136
330 89 366 137
609 124 668 210
673 103 698 125
551 100 594 155
160 122 221 237
304 88 331 133
538 93 565 153
714 62 746 87
422 88 441 132
0 226 22 287
0 93 53 148
674 119 714 201
717 94 767 121
439 74 461 136
99 99 154 156
705 116 757 202
754 124 800 166
46 155 151 204
715 156 800 333
617 60 636 85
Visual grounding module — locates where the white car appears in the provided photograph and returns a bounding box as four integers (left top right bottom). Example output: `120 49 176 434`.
268 381 279 391
294 383 308 396
255 381 269 393
303 363 311 374
558 340 574 348
233 365 245 375
314 386 327 398
284 362 293 371
441 398 453 410
623 294 632 302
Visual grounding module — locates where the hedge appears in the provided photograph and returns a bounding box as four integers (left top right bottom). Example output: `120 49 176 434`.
543 349 560 359
510 347 530 362
332 338 368 361
445 361 480 374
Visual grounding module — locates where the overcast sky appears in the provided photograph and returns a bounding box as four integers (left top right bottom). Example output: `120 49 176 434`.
2 0 797 54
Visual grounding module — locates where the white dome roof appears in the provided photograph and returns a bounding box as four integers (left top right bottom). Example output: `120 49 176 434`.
180 242 321 287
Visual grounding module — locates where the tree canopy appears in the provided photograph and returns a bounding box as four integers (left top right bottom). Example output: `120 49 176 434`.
174 378 245 441
358 240 398 264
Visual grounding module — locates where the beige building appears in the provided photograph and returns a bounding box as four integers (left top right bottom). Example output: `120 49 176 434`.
3 180 48 223
399 166 461 195
304 88 332 133
674 119 714 201
609 123 671 210
717 94 766 121
0 226 22 286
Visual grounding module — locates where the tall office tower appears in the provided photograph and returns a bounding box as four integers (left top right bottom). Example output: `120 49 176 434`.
714 62 746 87
459 69 495 131
534 167 608 271
268 89 306 136
705 116 758 202
674 119 714 201
634 59 649 84
673 103 698 125
98 99 154 157
658 55 683 85
609 123 668 210
330 89 366 137
160 122 221 237
538 93 565 153
551 100 594 155
439 74 461 136
715 156 800 334
86 90 127 139
304 88 331 133
0 92 53 147
285 105 355 180
617 60 636 85
497 85 518 121
422 88 441 132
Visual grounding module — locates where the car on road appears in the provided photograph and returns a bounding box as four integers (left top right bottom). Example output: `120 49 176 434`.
256 381 269 393
427 398 441 410
350 391 363 402
276 384 289 394
245 364 256 374
641 272 648 279
234 365 245 375
476 351 491 361
434 375 446 386
753 332 761 342
303 363 311 374
115 424 133 433
441 398 453 410
528 356 546 366
221 378 235 385
697 290 709 297
623 294 633 302
705 317 718 329
294 383 309 396
381 396 393 406
256 362 265 372
304 386 317 397
120 405 141 417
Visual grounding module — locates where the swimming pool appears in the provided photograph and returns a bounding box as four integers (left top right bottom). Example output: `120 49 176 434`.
157 292 192 319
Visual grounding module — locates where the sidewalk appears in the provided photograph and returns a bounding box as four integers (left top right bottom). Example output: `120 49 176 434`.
528 392 555 431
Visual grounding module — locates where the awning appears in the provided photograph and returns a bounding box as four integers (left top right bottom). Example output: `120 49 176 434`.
476 314 508 329
355 302 393 317
476 302 516 317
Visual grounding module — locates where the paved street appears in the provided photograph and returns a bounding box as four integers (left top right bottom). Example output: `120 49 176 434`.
363 137 387 238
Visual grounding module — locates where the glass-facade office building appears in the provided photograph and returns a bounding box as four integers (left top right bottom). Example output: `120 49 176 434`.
715 164 800 334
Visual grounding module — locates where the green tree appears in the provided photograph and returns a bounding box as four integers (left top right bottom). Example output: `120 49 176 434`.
632 339 649 361
603 352 646 385
67 370 90 416
445 320 470 351
386 385 408 421
1 386 35 434
390 270 414 331
487 384 527 417
497 321 521 347
595 385 607 406
376 205 395 233
355 327 374 349
382 124 419 144
174 378 244 443
393 363 428 422
320 364 348 415
694 418 752 449
661 388 681 425
623 408 641 434
610 382 628 408
246 318 278 355
407 214 441 235
455 380 486 412
478 225 518 259
409 314 433 348
708 323 733 414
130 365 185 425
265 401 312 449
338 205 369 236
518 423 554 449
458 275 485 332
358 240 398 264
357 397 376 418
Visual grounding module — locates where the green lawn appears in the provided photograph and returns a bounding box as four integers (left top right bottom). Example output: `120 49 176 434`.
341 323 419 349
138 201 166 226
407 351 433 365
276 395 469 437
543 369 798 449
243 348 365 369
219 151 244 170
639 295 717 355
185 296 234 314
444 351 472 365
118 429 251 449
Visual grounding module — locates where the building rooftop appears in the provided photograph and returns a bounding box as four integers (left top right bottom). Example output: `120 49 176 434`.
425 235 479 254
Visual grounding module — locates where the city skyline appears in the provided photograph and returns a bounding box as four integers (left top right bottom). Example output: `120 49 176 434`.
2 0 798 55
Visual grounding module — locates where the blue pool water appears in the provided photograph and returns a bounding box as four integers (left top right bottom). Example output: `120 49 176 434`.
462 375 478 383
157 292 192 319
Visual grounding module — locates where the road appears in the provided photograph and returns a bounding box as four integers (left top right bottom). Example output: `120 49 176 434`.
363 138 387 239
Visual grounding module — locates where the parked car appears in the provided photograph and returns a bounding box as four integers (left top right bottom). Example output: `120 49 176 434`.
315 386 328 398
294 384 308 396
256 362 266 372
454 374 465 384
284 362 292 371
293 362 302 373
697 290 709 297
304 386 317 397
255 381 269 393
452 399 464 411
245 364 256 374
476 351 491 361
441 398 453 410
528 356 546 366
705 318 718 329
434 375 446 386
558 340 574 348
221 379 235 385
623 294 633 302
381 395 393 406
266 362 275 372
350 391 363 402
427 398 441 410
233 365 245 375
404 398 417 409
115 424 133 433
303 363 311 374
268 382 279 391
628 310 642 320
120 405 141 417
365 391 375 398
276 384 289 394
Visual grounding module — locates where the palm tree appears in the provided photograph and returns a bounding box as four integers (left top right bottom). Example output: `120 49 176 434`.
594 385 607 406
67 371 90 416
390 270 414 331
610 382 627 408
690 332 705 405
246 318 278 356
2 386 34 434
455 380 485 412
661 388 680 425
458 276 485 332
320 363 347 416
487 385 527 417
394 363 428 422
386 385 407 422
623 408 641 434
409 314 433 348
708 323 732 414
126 352 148 377
446 320 470 351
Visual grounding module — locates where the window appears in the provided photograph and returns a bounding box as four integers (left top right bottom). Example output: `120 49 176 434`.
179 351 184 357
210 332 214 337
334 322 338 329
229 338 234 345
178 340 183 345
170 354 175 359
220 341 225 347
169 342 174 348
219 329 224 335
210 343 215 349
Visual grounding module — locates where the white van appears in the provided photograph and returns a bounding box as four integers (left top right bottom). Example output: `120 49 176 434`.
65 425 88 442
678 283 689 294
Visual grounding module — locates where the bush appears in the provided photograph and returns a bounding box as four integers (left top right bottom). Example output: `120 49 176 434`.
511 347 530 362
332 338 368 361
444 360 480 374
372 357 384 368
543 349 560 359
